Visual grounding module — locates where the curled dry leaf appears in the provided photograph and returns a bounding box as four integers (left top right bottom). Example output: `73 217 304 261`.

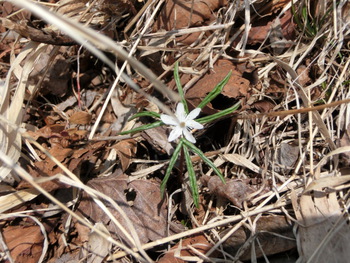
114 139 137 171
158 234 212 263
203 176 256 208
76 172 169 245
69 111 92 125
251 99 275 113
277 142 299 169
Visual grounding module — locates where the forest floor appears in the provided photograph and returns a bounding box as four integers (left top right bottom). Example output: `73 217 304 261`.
1 0 350 262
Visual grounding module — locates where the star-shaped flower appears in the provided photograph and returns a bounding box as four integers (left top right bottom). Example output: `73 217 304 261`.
160 103 204 143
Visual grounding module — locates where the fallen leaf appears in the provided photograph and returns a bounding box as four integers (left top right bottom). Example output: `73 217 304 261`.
251 0 292 17
69 111 92 125
186 59 250 114
114 139 137 171
204 176 256 208
251 99 275 113
154 0 228 45
158 234 212 263
2 225 44 263
296 65 311 86
246 9 296 46
76 172 169 245
277 142 299 170
86 223 112 263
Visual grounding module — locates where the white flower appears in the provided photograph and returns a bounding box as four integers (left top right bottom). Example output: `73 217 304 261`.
160 103 204 143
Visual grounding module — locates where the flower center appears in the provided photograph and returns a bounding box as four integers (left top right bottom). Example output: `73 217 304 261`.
180 121 186 128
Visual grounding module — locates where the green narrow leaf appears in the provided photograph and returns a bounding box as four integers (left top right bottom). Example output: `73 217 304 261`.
197 71 232 109
183 139 225 184
160 140 184 196
174 62 189 114
183 143 199 208
128 111 161 121
196 101 241 124
119 121 163 135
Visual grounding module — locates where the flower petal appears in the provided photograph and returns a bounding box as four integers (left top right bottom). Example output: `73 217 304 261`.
186 120 204 130
160 114 178 126
175 103 186 122
186 108 201 121
183 129 196 143
168 126 183 142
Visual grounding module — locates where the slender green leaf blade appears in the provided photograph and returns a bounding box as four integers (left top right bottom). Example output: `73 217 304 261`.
183 139 225 183
160 140 184 196
128 111 161 121
119 121 163 135
196 101 241 124
197 71 232 109
174 62 189 114
183 143 199 207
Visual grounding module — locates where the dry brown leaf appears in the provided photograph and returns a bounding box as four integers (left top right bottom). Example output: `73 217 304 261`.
277 142 299 170
25 124 65 140
154 0 228 45
251 99 275 113
18 161 68 192
1 225 44 263
18 140 105 192
0 2 31 22
246 9 295 46
204 176 256 208
114 139 137 171
186 59 250 114
296 65 311 86
69 111 92 125
158 234 212 263
76 172 169 245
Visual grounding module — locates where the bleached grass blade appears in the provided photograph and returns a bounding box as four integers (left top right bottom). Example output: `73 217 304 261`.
130 163 167 180
222 153 262 174
0 188 40 214
0 42 47 182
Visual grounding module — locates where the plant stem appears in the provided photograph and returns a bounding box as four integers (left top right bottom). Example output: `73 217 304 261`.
178 147 185 185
